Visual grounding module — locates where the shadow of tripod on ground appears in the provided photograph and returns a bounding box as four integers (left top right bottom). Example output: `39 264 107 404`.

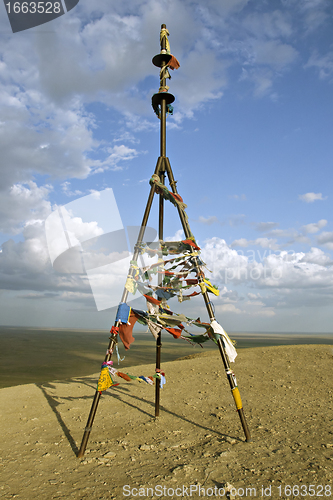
36 382 81 455
37 375 241 457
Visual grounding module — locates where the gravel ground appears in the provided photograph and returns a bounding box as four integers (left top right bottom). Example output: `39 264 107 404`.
1 344 332 499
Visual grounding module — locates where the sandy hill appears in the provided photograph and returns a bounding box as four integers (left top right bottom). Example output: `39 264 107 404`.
1 344 333 499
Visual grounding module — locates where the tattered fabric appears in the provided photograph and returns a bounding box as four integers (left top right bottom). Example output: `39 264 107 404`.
168 54 180 70
209 320 237 363
118 309 138 350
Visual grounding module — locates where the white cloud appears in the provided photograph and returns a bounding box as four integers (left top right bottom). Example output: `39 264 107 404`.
0 1 332 327
299 192 327 203
218 304 242 314
1 225 333 325
252 69 274 97
305 51 333 81
317 232 333 250
0 222 49 274
300 247 332 266
0 87 99 233
0 0 307 155
243 10 293 39
254 222 280 232
239 67 275 97
241 221 330 249
197 0 250 17
301 219 327 234
267 228 295 238
59 207 105 247
0 215 130 309
230 238 249 248
198 215 219 225
201 237 333 294
255 238 280 250
0 90 95 186
293 234 312 245
0 221 89 297
61 182 83 197
170 42 225 118
251 39 298 68
235 8 298 97
231 237 280 250
0 0 324 238
281 0 329 31
0 0 246 240
165 229 185 242
0 181 52 234
250 309 276 317
225 214 246 227
247 292 261 300
296 0 327 10
91 145 143 173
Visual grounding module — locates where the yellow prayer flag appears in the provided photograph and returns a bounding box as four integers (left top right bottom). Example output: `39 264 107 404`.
97 367 113 392
203 279 220 296
125 276 136 294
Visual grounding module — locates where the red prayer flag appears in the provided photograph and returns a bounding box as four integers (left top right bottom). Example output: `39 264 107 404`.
170 192 184 203
117 372 132 382
118 310 138 350
182 239 200 250
144 294 162 305
165 327 182 339
168 54 180 70
186 279 198 285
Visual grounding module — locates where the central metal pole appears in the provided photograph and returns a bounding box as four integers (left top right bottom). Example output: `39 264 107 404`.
155 27 168 417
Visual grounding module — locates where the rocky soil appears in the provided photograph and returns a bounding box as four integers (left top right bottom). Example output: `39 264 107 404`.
1 344 333 499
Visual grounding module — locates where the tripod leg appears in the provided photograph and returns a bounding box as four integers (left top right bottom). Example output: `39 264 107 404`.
217 338 251 442
77 157 165 458
77 331 118 458
164 156 251 442
77 391 101 458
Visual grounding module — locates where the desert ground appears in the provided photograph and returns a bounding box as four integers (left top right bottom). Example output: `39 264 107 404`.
1 344 333 499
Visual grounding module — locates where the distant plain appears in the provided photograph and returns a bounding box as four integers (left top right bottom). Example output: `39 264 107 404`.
1 325 332 388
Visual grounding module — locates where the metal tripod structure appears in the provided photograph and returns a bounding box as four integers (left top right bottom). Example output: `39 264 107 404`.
77 24 251 458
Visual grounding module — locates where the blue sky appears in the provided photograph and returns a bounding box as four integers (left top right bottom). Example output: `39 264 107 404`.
0 0 333 333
